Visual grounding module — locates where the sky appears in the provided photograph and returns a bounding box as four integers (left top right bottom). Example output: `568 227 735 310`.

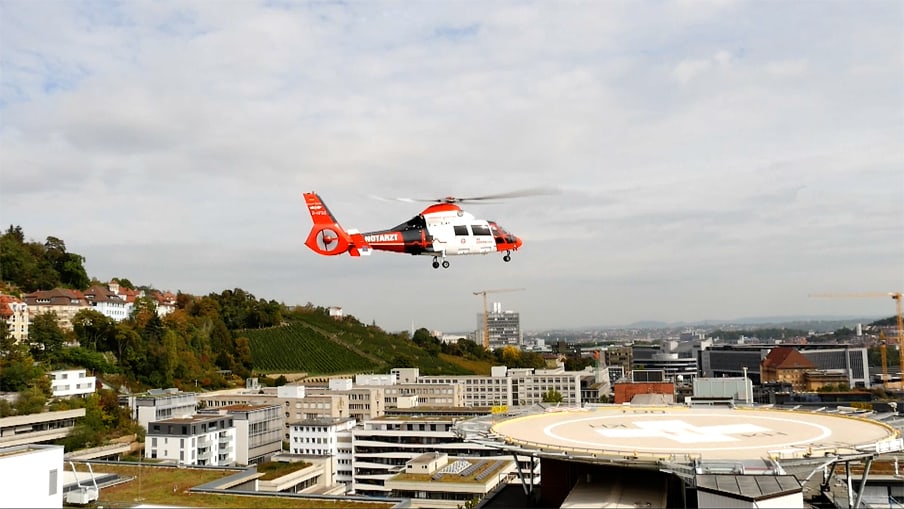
1 1 902 333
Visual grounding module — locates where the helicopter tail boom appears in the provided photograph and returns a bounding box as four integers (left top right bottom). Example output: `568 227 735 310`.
303 192 371 257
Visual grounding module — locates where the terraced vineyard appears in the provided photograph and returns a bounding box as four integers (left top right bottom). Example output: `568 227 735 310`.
245 314 474 376
245 323 378 374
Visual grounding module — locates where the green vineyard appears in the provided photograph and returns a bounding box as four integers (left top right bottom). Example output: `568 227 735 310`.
244 314 474 376
244 323 378 375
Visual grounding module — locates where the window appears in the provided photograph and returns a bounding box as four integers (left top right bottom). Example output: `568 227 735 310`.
472 224 491 236
49 469 58 496
453 225 469 236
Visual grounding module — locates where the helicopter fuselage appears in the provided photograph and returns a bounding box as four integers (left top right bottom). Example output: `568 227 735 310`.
303 193 522 269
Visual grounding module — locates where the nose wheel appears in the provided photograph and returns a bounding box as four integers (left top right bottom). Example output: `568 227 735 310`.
503 251 512 262
432 256 450 269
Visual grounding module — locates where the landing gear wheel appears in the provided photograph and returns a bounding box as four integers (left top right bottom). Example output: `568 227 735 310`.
503 251 512 262
432 260 440 269
442 260 450 269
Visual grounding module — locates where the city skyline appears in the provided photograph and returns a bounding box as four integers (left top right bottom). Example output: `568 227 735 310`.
1 1 901 332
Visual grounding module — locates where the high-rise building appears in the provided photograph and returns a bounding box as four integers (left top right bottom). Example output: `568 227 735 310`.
476 302 521 349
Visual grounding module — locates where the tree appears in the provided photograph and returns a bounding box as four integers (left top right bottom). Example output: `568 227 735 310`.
72 309 115 352
29 312 67 360
542 389 564 404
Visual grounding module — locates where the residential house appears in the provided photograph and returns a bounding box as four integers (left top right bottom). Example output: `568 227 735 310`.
24 288 89 331
48 369 96 398
82 285 131 322
0 294 29 343
145 414 236 466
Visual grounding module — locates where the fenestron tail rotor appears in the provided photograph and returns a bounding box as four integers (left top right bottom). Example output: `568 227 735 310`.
316 227 341 252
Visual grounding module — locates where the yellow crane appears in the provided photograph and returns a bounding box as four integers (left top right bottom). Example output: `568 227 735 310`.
809 292 904 386
473 288 525 349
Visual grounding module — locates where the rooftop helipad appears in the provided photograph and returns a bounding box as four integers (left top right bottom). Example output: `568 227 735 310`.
489 406 901 462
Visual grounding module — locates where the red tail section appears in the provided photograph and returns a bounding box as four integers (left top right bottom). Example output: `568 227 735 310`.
303 193 371 257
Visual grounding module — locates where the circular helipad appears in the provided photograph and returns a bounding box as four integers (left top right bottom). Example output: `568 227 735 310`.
490 406 899 461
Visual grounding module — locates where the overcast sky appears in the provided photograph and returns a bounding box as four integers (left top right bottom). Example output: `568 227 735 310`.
1 1 902 333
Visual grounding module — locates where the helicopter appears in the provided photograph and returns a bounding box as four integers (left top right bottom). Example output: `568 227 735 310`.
303 189 552 269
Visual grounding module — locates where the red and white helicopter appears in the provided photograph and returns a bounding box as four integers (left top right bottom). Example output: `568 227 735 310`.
303 189 552 269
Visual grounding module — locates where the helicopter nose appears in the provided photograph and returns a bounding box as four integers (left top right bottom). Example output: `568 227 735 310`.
515 236 523 249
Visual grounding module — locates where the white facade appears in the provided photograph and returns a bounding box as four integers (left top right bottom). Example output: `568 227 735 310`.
198 404 283 466
1 296 29 343
92 298 131 322
146 415 237 466
128 390 199 432
0 444 64 508
48 369 96 398
288 418 356 488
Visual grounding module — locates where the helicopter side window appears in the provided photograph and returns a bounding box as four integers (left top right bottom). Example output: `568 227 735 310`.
453 225 469 236
471 224 491 236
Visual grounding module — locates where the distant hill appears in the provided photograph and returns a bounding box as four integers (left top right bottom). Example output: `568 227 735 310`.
243 311 475 376
619 315 884 331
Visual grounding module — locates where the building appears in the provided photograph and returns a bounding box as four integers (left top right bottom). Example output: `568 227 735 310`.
0 294 29 344
23 288 90 331
385 452 516 509
760 347 816 392
0 409 86 447
306 378 386 421
605 345 633 377
124 389 199 432
416 366 587 408
0 444 64 508
352 410 520 497
145 414 236 466
799 346 871 388
476 302 521 349
48 369 96 398
633 352 698 383
613 381 675 404
82 285 131 322
199 384 351 444
198 404 282 465
698 345 770 383
687 377 753 406
287 417 356 490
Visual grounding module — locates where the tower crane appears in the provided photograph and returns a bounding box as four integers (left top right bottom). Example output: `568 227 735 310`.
809 292 903 387
473 288 525 349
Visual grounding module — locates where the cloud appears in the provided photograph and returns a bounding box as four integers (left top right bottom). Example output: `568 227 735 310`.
1 0 902 330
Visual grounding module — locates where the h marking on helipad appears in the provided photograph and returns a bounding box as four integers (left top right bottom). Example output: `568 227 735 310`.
591 419 784 444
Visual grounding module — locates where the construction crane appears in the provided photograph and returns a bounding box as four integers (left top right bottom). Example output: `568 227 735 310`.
473 288 525 349
809 292 904 387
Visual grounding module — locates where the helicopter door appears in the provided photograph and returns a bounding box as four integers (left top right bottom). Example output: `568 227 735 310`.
470 223 495 253
452 225 470 254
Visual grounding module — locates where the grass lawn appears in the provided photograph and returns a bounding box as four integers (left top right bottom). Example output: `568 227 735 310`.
73 463 392 508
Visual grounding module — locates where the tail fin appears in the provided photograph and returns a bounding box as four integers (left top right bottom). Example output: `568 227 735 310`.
303 193 371 257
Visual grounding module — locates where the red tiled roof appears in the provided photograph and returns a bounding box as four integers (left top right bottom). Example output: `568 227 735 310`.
762 346 816 370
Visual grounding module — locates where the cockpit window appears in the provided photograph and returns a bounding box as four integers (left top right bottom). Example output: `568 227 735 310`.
471 224 491 236
393 215 426 231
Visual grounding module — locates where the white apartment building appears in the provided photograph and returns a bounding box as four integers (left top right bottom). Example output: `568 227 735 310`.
146 414 236 466
123 389 199 432
199 384 350 444
198 404 282 466
48 369 96 398
287 417 356 490
0 294 29 344
0 444 64 508
82 285 131 322
352 412 518 497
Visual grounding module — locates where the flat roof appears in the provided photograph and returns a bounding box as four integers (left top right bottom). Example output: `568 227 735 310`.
696 474 801 501
489 406 900 462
